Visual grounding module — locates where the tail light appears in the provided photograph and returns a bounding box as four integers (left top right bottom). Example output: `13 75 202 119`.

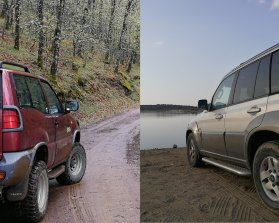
0 171 5 181
3 107 22 131
3 110 20 129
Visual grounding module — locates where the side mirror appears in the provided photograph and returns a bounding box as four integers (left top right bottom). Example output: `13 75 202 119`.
198 99 208 110
65 100 79 112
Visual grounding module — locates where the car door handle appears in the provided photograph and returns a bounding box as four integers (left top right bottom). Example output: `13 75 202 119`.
215 114 223 120
54 120 59 126
247 106 261 114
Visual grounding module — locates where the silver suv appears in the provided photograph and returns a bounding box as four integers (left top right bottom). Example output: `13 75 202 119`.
186 43 279 209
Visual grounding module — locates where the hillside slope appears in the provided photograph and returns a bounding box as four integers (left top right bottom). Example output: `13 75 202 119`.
0 22 140 127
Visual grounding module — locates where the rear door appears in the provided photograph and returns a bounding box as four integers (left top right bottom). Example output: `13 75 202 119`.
225 57 270 160
41 81 72 166
0 71 2 160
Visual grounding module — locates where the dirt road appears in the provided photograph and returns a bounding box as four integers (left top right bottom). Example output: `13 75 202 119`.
1 108 140 223
141 148 279 222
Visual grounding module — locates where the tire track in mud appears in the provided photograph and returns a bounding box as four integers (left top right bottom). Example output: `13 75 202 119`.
141 149 279 222
206 168 279 221
68 185 95 223
43 108 140 223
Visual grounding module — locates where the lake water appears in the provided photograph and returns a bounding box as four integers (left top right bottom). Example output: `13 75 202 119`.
140 111 197 150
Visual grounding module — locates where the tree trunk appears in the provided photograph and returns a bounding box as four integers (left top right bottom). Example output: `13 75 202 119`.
50 0 65 76
106 0 116 45
37 0 44 68
1 0 8 18
14 0 20 50
118 0 133 50
5 0 14 30
87 0 96 11
98 0 103 37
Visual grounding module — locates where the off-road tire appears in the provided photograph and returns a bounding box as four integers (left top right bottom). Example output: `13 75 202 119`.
253 141 279 209
187 133 204 167
56 142 86 185
19 160 49 222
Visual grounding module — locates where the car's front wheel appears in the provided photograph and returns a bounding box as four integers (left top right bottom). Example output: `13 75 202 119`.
254 141 279 209
56 142 86 185
187 133 204 167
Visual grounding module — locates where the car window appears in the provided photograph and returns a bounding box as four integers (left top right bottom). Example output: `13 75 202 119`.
233 61 259 104
25 77 47 113
211 74 236 110
41 81 63 114
13 75 32 108
271 51 279 94
13 75 46 113
254 55 270 98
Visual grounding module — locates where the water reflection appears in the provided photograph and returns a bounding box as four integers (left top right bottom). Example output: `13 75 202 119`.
140 111 197 150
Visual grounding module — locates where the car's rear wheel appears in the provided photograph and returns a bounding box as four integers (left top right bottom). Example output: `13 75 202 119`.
187 133 204 167
19 160 49 222
253 141 279 209
56 142 86 185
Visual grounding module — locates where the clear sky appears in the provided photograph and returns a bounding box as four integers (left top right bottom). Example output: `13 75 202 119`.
141 0 279 105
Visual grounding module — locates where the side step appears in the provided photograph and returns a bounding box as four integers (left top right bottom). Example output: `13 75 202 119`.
202 157 251 176
48 165 65 180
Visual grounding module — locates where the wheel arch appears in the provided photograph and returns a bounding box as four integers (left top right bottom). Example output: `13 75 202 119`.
34 144 48 165
246 130 279 169
73 130 81 144
186 129 193 142
186 122 201 149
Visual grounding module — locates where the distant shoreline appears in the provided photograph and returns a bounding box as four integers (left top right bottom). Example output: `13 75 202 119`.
140 104 202 113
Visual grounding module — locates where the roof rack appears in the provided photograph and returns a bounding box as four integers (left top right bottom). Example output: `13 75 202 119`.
0 61 30 73
224 43 279 79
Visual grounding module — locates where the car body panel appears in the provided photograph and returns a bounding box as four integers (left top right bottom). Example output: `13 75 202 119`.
225 97 268 159
196 108 227 156
52 113 75 166
0 67 81 201
186 43 279 173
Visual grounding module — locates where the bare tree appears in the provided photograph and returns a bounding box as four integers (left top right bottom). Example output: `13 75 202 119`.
50 0 65 76
98 0 103 37
37 0 44 68
14 0 21 50
118 0 133 50
0 0 140 75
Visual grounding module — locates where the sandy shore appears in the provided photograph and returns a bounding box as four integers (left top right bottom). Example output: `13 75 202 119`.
141 148 279 222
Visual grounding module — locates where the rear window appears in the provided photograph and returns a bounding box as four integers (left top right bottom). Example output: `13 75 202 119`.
271 51 279 94
254 55 270 98
13 75 47 113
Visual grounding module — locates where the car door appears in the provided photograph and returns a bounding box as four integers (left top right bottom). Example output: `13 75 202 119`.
0 72 2 160
198 73 236 156
41 81 72 166
225 56 270 160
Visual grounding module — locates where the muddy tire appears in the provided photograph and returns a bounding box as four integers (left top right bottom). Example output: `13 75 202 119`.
253 141 279 209
19 160 49 222
187 133 204 167
56 143 86 185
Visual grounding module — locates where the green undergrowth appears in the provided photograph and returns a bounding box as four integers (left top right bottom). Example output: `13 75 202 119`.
0 20 139 127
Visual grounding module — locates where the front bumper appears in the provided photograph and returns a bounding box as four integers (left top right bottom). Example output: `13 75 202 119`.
0 150 34 201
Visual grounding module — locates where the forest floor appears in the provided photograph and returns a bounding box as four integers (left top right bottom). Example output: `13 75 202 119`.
141 148 279 222
0 18 140 127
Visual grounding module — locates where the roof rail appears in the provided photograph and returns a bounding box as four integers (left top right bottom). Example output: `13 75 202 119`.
225 43 279 78
0 61 30 73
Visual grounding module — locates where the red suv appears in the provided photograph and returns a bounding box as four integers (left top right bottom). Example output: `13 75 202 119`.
0 62 86 222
